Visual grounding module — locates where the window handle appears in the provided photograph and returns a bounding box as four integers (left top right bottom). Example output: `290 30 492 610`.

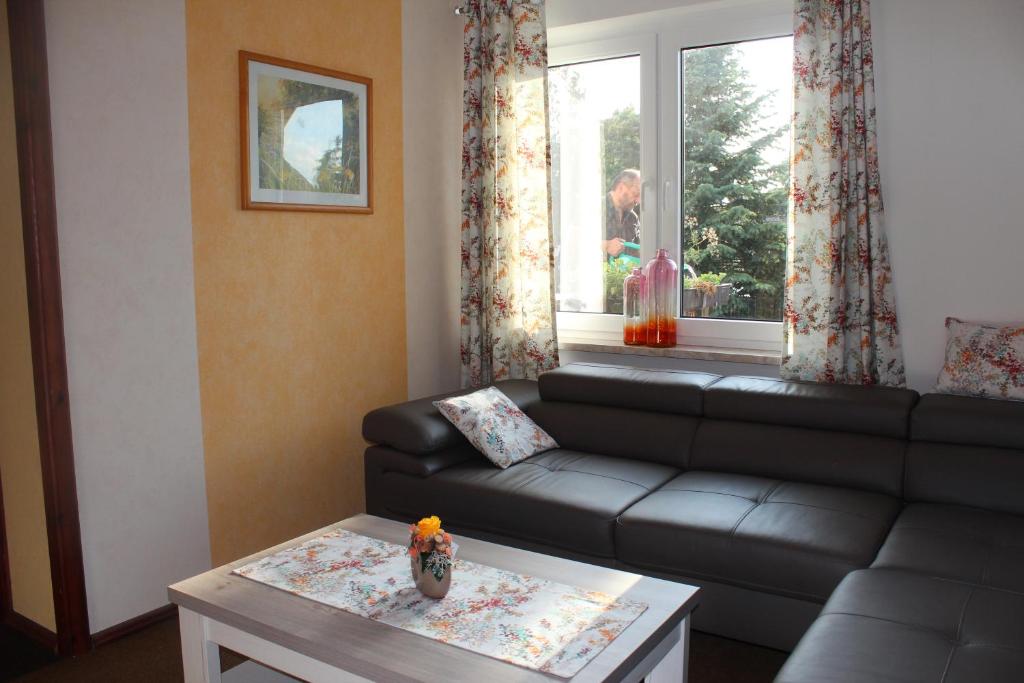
663 180 672 212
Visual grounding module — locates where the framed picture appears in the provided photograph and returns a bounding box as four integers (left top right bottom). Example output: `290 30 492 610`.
239 51 372 213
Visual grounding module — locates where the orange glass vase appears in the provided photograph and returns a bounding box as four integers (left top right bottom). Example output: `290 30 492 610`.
623 268 647 345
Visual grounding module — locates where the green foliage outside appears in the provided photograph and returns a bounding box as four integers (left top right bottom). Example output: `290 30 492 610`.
596 46 788 321
684 272 727 291
601 108 641 195
682 45 788 321
603 258 634 314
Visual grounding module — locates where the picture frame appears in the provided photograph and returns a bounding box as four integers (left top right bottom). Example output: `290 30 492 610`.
239 50 373 213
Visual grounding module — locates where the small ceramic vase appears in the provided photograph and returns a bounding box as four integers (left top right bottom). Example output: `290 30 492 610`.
410 555 452 599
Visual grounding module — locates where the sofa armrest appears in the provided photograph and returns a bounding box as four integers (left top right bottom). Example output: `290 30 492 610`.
361 379 541 455
365 445 480 478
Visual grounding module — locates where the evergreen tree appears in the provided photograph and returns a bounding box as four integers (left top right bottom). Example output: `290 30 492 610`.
682 44 788 320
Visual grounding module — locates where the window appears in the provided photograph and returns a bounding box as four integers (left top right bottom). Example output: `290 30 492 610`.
549 45 651 316
681 37 792 323
550 55 642 315
549 4 791 350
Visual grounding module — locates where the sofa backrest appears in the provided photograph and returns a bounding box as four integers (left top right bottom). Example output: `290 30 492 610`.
529 363 720 468
363 363 1024 516
690 376 919 496
906 394 1024 515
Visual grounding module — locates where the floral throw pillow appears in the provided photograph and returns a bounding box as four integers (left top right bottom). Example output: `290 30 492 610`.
434 387 558 468
935 317 1024 401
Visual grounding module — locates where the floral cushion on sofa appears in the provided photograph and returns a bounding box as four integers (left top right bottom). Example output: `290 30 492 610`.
434 387 558 468
935 317 1024 400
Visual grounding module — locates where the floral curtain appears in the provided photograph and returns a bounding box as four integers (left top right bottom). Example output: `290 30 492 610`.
460 0 559 388
783 0 905 386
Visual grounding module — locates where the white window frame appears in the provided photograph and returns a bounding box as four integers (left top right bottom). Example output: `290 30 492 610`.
549 0 791 353
549 35 658 336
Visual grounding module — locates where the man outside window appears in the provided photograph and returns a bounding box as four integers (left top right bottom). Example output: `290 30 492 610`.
602 169 641 261
601 169 641 314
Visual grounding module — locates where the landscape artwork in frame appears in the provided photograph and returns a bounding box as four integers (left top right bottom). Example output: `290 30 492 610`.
240 51 372 213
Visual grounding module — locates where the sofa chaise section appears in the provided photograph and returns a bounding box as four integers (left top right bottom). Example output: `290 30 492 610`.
776 568 1024 682
778 392 1024 682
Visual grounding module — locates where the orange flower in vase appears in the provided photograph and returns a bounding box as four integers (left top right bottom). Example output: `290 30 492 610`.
408 516 455 598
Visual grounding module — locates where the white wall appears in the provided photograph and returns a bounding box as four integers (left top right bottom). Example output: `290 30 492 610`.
402 0 464 398
547 0 709 27
873 0 1024 390
45 0 211 633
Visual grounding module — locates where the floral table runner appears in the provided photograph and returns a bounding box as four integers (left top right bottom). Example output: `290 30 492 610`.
233 529 647 678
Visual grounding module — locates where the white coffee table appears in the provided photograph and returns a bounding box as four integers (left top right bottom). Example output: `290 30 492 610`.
169 514 700 682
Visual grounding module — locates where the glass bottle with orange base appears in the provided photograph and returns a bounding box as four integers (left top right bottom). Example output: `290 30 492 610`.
643 248 678 347
623 268 647 345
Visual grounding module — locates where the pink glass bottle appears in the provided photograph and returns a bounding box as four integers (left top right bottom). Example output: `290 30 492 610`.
623 268 647 345
643 248 678 347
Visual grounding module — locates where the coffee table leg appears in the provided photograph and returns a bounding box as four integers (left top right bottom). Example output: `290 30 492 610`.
647 615 689 683
180 607 223 683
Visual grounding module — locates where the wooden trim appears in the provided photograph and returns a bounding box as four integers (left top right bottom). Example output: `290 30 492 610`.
91 604 178 648
3 609 58 652
0 470 11 615
6 0 91 657
238 49 374 214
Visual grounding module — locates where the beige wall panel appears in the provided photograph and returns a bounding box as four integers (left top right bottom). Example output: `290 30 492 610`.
186 0 408 565
0 0 56 633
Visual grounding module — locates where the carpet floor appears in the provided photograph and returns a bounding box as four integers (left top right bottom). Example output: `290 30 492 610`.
8 615 788 682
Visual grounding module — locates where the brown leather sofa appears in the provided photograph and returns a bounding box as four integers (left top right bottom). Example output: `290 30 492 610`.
362 363 1024 681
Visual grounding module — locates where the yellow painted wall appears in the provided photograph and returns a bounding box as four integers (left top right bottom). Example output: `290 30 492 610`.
186 0 407 565
0 1 56 632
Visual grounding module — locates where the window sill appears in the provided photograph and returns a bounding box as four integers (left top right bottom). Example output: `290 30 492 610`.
558 336 782 366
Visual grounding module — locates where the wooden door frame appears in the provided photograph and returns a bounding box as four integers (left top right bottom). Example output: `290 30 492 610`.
0 479 11 617
5 0 90 656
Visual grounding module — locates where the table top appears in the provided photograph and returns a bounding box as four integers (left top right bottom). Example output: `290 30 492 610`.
168 514 700 683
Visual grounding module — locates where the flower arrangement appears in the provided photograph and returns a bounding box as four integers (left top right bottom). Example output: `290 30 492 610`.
408 516 454 583
684 271 727 295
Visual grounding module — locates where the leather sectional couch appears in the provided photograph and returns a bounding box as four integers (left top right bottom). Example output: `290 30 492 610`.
362 363 1024 681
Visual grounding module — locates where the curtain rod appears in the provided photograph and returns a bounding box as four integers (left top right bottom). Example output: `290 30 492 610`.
454 0 542 15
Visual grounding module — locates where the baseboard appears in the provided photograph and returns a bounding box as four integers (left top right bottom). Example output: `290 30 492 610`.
3 609 58 652
91 603 178 648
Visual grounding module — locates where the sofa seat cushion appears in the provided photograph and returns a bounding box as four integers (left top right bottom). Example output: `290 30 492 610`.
872 503 1024 592
372 449 678 558
776 568 1024 682
615 471 902 601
